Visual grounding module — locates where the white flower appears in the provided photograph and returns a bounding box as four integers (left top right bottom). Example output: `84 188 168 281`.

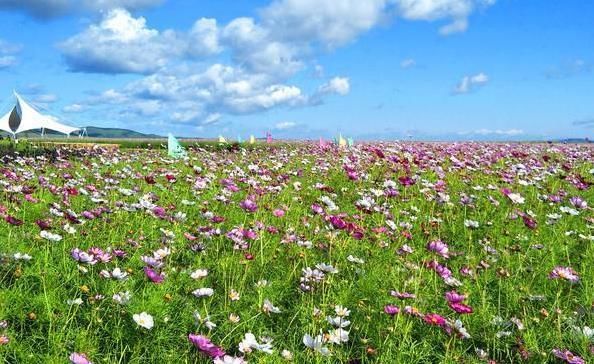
40 230 62 242
111 268 128 280
334 305 350 317
190 269 208 280
113 291 131 305
464 219 479 228
327 328 349 345
239 333 274 354
507 193 525 204
262 299 281 314
133 312 154 330
192 288 214 297
346 255 364 264
303 334 330 356
315 263 338 274
327 316 351 328
281 349 293 360
13 252 32 261
67 298 83 305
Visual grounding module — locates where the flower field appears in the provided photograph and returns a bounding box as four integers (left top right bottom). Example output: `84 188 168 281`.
0 142 593 363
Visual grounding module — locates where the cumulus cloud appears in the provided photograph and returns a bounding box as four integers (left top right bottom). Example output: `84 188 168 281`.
395 0 495 35
453 72 489 94
59 9 184 74
0 0 163 19
63 103 87 113
317 77 350 96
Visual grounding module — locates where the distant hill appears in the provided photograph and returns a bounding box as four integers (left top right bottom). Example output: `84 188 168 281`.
1 126 163 139
83 126 162 139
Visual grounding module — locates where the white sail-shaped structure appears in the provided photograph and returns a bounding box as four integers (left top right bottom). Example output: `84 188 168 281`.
0 92 80 137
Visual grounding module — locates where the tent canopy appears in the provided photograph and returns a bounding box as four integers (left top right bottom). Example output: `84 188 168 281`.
0 92 80 136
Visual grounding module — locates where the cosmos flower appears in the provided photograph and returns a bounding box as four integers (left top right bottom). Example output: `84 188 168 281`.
303 334 330 356
427 240 449 258
132 312 154 330
551 349 585 364
549 266 580 283
144 266 165 283
69 352 92 364
188 334 225 359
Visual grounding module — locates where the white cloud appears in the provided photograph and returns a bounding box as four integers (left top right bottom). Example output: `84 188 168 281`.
400 58 416 68
460 128 524 136
0 0 163 19
318 77 350 96
59 9 181 74
201 113 222 125
188 18 222 57
0 38 21 69
261 0 390 47
0 55 17 69
395 0 495 35
274 121 297 130
453 72 489 94
63 103 86 113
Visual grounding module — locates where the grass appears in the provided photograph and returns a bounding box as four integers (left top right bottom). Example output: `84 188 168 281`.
0 142 592 363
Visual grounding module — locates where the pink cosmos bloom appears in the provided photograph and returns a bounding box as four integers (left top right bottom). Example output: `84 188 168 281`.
273 209 285 217
427 240 449 258
549 266 579 283
144 266 165 283
239 199 258 212
390 291 416 299
448 302 473 314
69 352 92 364
311 204 324 215
188 334 225 359
552 349 585 364
423 313 447 327
384 305 400 316
444 291 466 304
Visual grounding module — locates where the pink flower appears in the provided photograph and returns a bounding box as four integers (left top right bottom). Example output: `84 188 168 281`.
273 209 285 217
188 334 225 359
384 305 400 316
423 313 446 327
239 199 258 212
69 352 92 364
444 291 466 304
427 240 449 258
448 302 473 314
549 266 579 283
552 349 585 364
144 266 165 284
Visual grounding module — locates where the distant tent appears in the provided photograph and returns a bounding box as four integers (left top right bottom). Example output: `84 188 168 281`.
218 135 227 143
338 134 347 147
167 133 187 159
0 91 80 138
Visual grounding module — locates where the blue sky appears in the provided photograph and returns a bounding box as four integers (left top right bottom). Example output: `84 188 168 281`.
0 0 592 140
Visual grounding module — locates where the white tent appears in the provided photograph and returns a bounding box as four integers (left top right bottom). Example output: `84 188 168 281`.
0 92 80 137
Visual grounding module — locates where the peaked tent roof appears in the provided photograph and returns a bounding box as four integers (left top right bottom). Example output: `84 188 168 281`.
0 92 80 136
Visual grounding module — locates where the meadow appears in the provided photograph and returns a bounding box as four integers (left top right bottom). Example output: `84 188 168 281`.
0 141 592 363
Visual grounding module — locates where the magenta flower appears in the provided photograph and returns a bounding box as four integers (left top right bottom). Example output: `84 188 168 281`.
444 291 466 304
427 240 449 258
384 305 400 316
144 266 165 283
69 352 92 364
549 266 579 283
448 302 473 314
4 215 23 226
239 199 258 212
552 349 585 364
273 209 285 217
311 204 324 215
423 313 447 327
188 334 225 359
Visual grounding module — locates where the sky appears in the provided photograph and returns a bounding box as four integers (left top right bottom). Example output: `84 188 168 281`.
0 0 593 141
